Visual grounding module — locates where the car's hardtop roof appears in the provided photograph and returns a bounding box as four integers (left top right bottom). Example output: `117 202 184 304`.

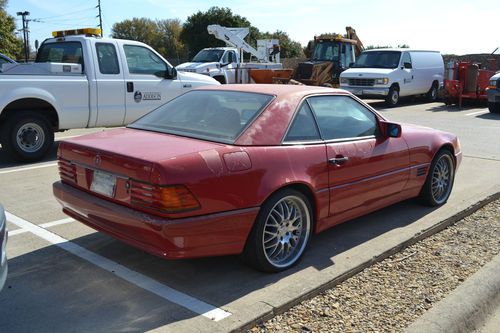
194 84 348 97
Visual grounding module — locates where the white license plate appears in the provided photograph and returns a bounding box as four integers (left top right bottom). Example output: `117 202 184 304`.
91 170 116 197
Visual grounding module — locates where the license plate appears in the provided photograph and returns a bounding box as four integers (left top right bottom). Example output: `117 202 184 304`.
91 170 116 197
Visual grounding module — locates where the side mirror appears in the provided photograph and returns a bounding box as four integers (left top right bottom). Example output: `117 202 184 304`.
380 121 402 138
349 62 354 68
404 62 412 69
164 67 177 79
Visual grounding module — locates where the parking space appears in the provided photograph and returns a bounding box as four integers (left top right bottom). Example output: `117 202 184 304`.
1 103 499 332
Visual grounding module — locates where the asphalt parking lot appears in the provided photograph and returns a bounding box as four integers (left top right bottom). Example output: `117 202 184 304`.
0 100 499 332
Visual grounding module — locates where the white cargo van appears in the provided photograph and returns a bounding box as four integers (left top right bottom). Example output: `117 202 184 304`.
340 49 444 106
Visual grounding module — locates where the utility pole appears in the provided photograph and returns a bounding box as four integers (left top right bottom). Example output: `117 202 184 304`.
16 11 30 62
96 0 103 37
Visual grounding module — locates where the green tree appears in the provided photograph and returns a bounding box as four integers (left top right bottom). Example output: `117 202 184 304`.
111 18 187 61
259 30 303 58
181 6 260 58
0 0 23 59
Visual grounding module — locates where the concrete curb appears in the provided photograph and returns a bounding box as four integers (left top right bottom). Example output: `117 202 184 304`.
406 253 500 333
234 191 500 332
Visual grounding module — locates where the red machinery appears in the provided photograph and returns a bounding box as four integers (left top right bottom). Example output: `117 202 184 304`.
444 59 497 107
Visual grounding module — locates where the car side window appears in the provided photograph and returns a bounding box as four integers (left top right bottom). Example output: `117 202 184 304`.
307 95 379 140
284 102 321 142
402 52 411 67
123 45 168 76
96 43 120 75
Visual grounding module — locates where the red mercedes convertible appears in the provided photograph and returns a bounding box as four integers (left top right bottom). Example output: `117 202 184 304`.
53 85 461 272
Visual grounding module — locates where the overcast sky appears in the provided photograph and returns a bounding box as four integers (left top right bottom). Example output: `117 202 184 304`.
7 0 499 55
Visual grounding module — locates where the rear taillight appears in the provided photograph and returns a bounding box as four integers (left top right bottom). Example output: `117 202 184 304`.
58 158 76 183
130 181 200 214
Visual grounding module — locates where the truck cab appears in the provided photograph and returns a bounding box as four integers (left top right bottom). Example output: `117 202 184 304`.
0 28 219 162
176 47 240 84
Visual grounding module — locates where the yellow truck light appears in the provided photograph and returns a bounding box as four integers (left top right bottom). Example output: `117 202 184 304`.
52 28 101 38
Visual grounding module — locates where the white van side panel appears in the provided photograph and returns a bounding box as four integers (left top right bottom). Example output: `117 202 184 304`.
410 51 444 94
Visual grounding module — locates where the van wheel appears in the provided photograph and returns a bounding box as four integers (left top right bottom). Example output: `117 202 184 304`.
0 111 54 163
426 83 438 102
385 86 400 107
488 102 500 113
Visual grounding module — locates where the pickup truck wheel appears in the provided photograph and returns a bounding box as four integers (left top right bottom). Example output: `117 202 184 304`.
385 86 400 107
488 102 500 113
0 112 54 162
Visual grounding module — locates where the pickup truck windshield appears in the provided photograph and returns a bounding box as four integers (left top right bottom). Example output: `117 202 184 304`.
36 42 83 64
192 49 224 63
312 41 339 61
352 51 401 69
128 90 273 143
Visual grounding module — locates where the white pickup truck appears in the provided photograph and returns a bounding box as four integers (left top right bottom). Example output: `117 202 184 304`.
0 28 219 162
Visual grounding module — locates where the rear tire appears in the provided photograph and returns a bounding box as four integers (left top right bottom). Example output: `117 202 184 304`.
426 83 439 102
385 86 400 107
242 189 312 272
0 111 54 163
488 102 500 113
419 150 455 206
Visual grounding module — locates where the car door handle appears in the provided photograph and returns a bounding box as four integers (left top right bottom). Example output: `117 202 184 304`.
329 156 349 165
126 82 134 93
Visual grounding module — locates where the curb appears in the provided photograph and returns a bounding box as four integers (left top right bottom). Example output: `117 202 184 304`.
235 191 500 332
405 253 500 333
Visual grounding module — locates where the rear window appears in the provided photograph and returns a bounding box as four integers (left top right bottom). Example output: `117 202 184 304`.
128 90 274 143
36 42 83 64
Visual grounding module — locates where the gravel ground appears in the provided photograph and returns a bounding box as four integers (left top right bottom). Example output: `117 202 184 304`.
250 199 500 333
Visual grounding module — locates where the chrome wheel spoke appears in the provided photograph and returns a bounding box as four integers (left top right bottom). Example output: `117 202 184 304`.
262 195 311 268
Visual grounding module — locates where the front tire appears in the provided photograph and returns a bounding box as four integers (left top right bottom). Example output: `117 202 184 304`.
385 86 400 107
242 189 312 272
0 111 54 163
419 150 455 206
488 102 500 113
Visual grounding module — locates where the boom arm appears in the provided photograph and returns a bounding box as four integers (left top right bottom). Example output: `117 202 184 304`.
345 26 364 55
207 24 279 63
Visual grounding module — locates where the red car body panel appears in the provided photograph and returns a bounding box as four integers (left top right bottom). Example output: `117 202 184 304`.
53 85 462 260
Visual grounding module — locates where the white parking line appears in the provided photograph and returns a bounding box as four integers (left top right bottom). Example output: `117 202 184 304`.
0 162 58 175
465 110 489 116
5 212 231 321
8 217 75 236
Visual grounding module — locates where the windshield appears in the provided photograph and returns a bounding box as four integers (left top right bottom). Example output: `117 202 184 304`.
352 51 401 69
192 49 224 63
312 41 339 61
128 90 274 144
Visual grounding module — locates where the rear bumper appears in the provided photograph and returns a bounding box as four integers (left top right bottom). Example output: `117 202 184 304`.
53 181 259 259
341 85 390 97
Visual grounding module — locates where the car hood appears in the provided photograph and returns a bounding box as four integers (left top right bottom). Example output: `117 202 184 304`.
177 62 218 70
177 71 220 85
341 68 395 77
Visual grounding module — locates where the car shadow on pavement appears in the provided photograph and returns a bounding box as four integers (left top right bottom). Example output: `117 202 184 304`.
367 98 443 111
0 142 59 168
478 112 500 120
0 198 438 332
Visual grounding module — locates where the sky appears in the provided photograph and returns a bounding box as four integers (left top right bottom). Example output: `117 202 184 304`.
6 0 500 56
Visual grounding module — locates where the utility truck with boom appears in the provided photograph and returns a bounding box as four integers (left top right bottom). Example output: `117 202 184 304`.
176 25 287 84
0 28 219 162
